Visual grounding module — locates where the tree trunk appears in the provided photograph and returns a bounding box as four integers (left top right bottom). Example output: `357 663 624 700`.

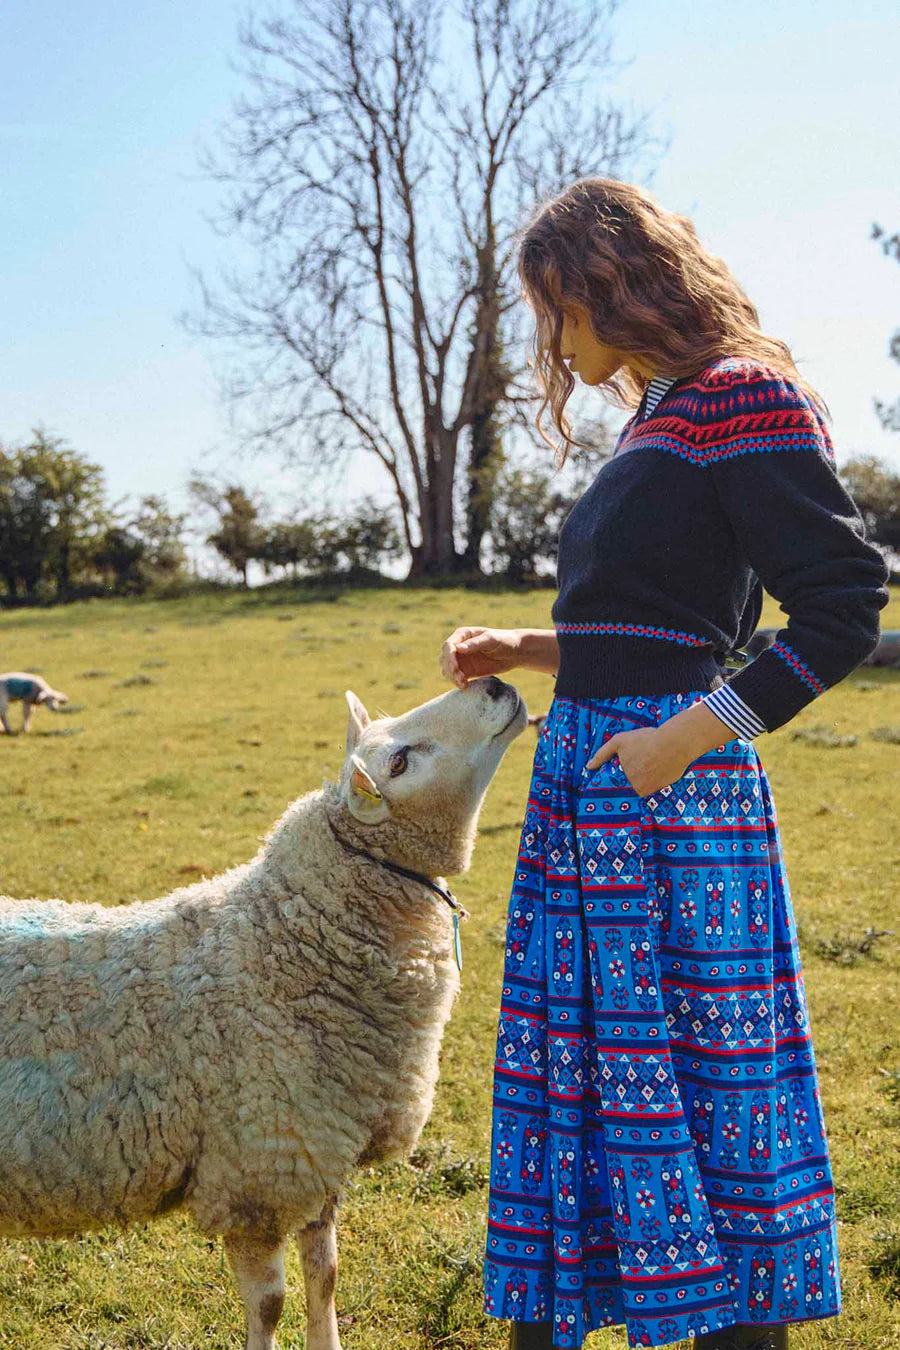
409 497 459 574
462 404 504 573
409 427 461 576
461 230 508 573
56 538 71 602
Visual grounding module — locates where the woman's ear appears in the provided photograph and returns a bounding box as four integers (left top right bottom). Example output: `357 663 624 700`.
346 754 390 824
345 690 371 755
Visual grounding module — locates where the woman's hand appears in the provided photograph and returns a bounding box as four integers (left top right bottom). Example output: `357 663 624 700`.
586 700 736 797
440 627 523 689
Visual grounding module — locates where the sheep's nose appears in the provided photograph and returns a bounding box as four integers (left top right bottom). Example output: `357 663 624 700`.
484 675 505 700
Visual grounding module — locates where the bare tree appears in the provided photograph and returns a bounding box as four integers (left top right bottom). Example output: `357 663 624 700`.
191 0 663 575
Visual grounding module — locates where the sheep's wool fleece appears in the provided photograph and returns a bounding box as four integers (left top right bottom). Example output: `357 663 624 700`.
0 783 460 1238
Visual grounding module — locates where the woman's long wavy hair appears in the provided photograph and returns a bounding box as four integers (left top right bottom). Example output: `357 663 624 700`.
517 177 829 464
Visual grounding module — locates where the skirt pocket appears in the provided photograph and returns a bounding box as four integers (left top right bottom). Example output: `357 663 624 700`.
642 738 764 828
579 746 646 801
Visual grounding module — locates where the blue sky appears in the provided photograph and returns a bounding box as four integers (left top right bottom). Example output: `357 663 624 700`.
2 0 898 533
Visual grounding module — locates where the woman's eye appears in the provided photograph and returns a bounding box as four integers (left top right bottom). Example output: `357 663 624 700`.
390 748 409 777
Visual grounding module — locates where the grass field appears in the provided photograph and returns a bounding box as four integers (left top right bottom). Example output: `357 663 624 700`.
0 584 898 1350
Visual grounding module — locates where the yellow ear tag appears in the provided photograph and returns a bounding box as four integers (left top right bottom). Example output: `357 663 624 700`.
351 758 383 802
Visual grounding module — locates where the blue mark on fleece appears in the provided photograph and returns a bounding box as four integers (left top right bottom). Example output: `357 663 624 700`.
0 910 103 966
2 912 49 939
4 677 38 701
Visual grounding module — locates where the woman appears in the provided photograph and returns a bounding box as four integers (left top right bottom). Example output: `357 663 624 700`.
439 179 889 1350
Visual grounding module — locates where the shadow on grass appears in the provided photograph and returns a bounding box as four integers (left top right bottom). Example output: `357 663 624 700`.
870 1234 900 1301
415 1242 482 1342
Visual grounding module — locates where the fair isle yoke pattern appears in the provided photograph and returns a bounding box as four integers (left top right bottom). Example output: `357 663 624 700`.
624 360 838 468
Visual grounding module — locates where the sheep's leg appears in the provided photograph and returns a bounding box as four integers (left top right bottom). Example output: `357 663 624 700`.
298 1201 341 1350
0 703 12 735
22 699 33 732
224 1232 288 1350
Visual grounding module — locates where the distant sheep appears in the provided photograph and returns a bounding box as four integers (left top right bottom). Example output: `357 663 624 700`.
0 672 68 735
744 629 777 660
0 677 527 1350
863 629 900 667
528 711 547 738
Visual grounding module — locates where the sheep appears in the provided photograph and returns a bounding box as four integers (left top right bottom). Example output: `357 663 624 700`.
0 676 527 1350
0 672 69 735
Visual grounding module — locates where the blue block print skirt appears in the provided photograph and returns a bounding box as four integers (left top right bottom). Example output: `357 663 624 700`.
484 692 841 1349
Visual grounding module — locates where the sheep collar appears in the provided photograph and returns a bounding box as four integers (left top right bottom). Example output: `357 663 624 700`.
324 812 468 972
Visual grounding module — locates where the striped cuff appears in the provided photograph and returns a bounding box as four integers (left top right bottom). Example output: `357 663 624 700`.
701 683 768 740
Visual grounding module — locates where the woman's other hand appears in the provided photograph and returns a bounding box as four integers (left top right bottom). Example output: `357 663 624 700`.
440 627 522 689
585 725 691 798
584 700 735 797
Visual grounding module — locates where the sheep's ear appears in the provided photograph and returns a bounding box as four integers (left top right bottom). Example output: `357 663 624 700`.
345 690 371 755
347 755 390 825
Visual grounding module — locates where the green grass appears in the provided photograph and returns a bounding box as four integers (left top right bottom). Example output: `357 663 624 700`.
0 584 898 1349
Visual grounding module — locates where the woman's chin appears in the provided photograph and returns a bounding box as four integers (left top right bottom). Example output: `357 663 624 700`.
575 361 618 386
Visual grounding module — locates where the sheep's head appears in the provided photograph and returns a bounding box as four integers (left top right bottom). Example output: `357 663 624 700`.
339 678 528 877
37 687 68 711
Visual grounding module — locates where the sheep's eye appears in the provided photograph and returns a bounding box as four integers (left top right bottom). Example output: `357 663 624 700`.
389 747 409 778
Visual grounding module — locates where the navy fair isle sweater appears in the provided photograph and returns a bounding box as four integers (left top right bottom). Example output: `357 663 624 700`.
551 356 890 738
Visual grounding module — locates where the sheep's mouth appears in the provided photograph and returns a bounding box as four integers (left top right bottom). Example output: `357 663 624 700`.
492 692 524 739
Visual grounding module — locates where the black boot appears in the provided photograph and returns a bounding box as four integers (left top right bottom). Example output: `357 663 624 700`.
693 1322 788 1350
508 1320 556 1349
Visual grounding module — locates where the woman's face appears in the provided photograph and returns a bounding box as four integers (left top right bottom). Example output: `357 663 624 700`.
557 303 651 384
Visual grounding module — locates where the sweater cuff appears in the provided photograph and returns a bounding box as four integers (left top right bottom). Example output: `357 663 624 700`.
710 640 829 734
701 683 768 740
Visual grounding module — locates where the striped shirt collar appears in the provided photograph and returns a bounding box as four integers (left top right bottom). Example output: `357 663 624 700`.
611 376 679 460
640 375 678 420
